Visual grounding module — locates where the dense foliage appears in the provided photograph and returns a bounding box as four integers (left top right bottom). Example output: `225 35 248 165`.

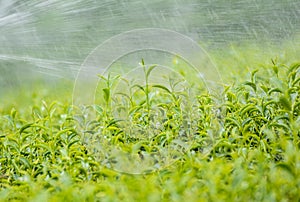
0 62 299 201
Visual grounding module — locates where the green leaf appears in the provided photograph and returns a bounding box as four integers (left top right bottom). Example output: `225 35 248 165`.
67 132 78 142
19 157 31 169
97 74 107 81
132 84 145 93
269 123 290 132
276 162 296 178
225 117 240 128
103 88 110 103
106 119 122 128
260 85 269 94
146 65 157 79
19 123 34 134
10 108 17 119
152 84 172 94
272 65 279 76
129 105 143 115
244 81 256 92
67 140 80 149
292 77 300 87
268 88 282 95
94 105 103 114
251 69 259 83
287 63 300 74
240 104 259 117
279 95 292 111
141 58 145 66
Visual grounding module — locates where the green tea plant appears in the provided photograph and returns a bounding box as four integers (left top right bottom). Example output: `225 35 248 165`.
0 61 299 201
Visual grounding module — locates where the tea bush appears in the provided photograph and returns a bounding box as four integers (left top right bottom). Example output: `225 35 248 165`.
0 62 299 201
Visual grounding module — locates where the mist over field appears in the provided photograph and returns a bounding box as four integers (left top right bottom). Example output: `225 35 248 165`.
0 0 299 87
